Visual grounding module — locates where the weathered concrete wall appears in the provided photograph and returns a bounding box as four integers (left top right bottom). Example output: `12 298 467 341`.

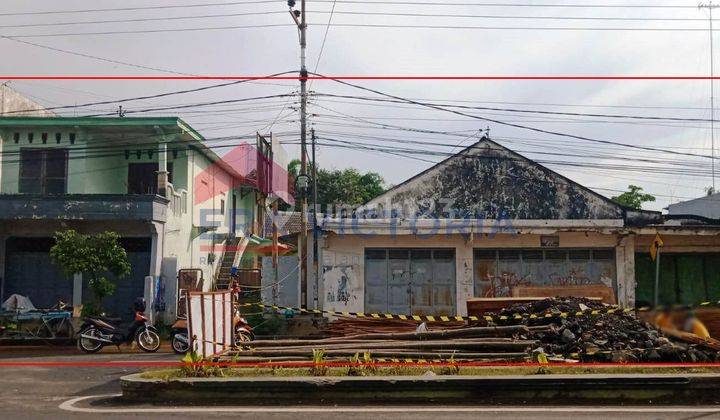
365 139 624 220
261 256 300 308
322 231 625 315
0 85 55 117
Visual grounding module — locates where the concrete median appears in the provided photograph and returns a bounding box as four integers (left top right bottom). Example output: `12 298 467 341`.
121 373 720 405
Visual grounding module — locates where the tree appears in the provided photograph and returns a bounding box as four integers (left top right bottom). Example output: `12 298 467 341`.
611 185 656 210
50 230 131 316
287 159 386 210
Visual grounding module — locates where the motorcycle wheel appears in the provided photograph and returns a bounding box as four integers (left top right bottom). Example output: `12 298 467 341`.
235 330 253 343
171 333 189 354
136 328 161 353
77 327 103 354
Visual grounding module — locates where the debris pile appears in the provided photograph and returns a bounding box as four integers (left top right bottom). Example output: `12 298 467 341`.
490 297 720 362
222 297 720 364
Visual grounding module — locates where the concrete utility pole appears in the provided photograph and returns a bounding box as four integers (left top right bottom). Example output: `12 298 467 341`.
700 2 719 190
311 128 319 310
289 0 309 308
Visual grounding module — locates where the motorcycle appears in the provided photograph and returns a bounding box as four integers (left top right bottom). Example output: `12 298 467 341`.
170 308 254 355
170 317 189 354
77 298 161 353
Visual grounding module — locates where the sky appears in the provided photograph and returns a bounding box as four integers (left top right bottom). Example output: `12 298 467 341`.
0 0 718 211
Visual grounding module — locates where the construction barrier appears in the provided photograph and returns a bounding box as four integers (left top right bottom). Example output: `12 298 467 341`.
187 291 234 358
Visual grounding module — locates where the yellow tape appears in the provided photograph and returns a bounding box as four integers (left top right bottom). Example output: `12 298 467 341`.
242 299 720 324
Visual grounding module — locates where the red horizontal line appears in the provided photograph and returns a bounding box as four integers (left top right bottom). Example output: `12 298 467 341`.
1 361 720 368
1 75 720 80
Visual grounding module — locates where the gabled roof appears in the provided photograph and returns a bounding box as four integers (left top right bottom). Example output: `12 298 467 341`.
365 136 660 222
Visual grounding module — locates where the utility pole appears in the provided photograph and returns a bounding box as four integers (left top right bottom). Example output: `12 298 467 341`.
288 0 309 308
311 128 319 310
700 1 719 190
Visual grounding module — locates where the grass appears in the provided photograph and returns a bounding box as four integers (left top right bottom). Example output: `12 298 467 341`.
140 365 720 381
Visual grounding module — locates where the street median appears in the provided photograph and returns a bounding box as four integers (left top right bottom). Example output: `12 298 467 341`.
120 373 720 405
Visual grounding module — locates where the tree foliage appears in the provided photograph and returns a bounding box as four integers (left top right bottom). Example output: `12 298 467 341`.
287 159 386 209
611 185 656 210
50 230 131 316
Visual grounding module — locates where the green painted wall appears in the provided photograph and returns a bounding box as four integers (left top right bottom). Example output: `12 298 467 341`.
635 253 720 307
0 129 188 194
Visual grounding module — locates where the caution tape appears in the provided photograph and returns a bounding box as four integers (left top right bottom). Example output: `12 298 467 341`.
237 299 720 324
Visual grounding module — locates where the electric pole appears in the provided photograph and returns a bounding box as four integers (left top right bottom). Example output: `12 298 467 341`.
288 0 309 308
700 1 718 190
311 128 319 310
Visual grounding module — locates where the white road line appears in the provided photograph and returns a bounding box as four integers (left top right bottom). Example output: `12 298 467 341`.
59 394 720 414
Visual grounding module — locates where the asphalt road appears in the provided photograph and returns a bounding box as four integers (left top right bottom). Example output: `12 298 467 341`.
2 346 720 419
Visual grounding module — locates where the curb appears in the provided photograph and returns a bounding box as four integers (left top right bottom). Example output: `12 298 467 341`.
121 373 720 405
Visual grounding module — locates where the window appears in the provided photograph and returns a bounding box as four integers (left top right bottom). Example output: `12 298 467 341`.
127 162 173 195
128 163 158 194
19 149 68 194
220 199 225 215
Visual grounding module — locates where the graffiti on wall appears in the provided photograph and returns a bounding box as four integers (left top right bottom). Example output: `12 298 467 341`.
324 264 358 307
479 272 532 297
475 266 615 297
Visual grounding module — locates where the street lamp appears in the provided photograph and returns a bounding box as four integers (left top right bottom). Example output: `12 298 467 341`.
295 174 311 198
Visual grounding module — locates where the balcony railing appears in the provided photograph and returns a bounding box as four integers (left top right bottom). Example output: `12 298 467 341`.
0 194 169 222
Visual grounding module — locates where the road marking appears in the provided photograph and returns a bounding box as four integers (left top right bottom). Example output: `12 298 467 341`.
59 394 720 414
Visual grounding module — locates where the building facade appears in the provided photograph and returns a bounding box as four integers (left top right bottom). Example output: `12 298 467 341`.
314 138 720 316
0 116 282 321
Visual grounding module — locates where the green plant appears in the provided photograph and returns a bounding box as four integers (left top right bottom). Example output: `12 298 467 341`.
611 185 656 210
535 351 551 375
180 351 224 378
50 230 130 316
439 354 460 375
311 349 328 376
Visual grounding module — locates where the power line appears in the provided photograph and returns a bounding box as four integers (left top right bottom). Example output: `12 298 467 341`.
9 23 720 38
313 93 719 122
313 72 720 161
0 1 280 17
319 11 706 22
0 36 190 75
0 11 287 29
83 94 295 117
313 1 337 76
315 1 696 8
0 70 296 115
3 24 291 38
0 10 704 30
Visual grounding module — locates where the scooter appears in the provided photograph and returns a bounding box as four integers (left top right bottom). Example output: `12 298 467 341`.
77 298 161 353
170 317 189 354
170 309 254 354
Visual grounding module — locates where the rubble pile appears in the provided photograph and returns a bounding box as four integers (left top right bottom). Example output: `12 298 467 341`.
491 297 720 363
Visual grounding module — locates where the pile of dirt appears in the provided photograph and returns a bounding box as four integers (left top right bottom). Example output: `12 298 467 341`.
490 297 720 363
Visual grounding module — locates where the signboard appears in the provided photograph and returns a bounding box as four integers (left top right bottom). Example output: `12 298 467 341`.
176 269 203 318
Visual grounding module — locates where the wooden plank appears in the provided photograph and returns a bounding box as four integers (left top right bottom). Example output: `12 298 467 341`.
510 285 616 304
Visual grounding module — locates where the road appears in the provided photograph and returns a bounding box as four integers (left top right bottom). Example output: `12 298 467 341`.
1 346 720 419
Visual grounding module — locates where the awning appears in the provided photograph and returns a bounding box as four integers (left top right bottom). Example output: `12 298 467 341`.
244 234 294 256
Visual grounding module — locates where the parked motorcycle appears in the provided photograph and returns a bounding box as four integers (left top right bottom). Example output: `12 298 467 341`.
77 298 161 353
169 308 254 355
170 317 189 354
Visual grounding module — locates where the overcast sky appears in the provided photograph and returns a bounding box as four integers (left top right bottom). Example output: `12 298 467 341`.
0 0 717 211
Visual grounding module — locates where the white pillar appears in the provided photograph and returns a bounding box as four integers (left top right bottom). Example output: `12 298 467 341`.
157 141 168 197
456 242 473 316
144 276 155 324
72 273 82 307
615 235 636 308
